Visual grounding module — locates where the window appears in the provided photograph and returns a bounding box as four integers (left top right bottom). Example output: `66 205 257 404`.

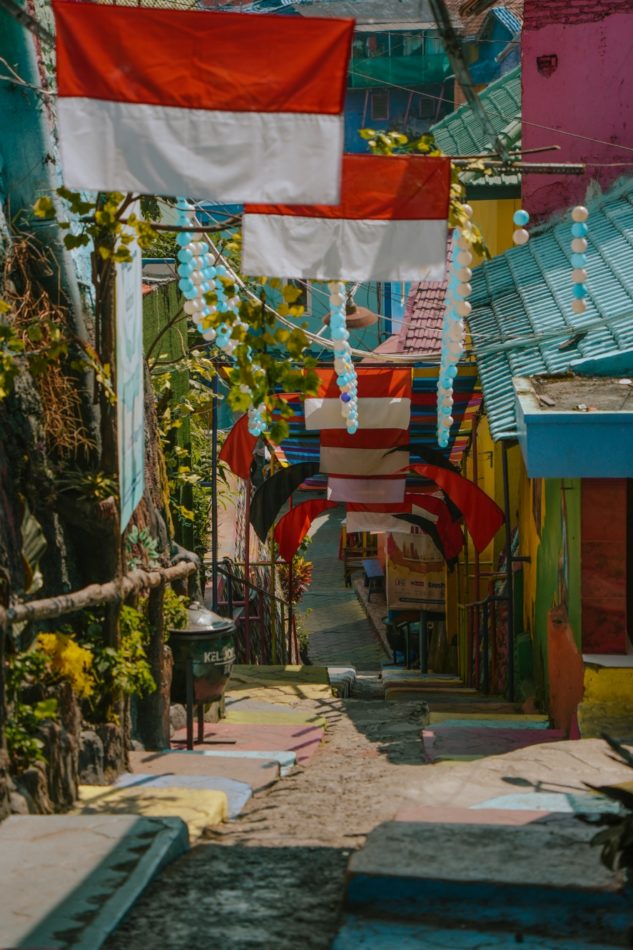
371 91 390 121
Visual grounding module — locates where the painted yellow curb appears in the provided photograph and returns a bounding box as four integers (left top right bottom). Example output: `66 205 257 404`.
77 785 228 838
224 709 328 728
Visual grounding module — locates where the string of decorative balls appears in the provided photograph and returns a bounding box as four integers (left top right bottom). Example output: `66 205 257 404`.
329 281 359 435
569 205 589 314
174 199 267 436
512 203 590 315
436 209 474 450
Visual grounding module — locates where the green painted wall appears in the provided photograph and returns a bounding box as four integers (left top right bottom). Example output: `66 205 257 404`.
533 478 582 700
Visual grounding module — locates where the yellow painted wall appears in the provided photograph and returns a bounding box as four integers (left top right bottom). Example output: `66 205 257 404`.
446 196 521 685
471 198 522 261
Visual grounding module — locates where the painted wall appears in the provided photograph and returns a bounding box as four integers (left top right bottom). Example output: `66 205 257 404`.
522 5 633 217
533 478 582 702
581 478 628 654
471 199 522 261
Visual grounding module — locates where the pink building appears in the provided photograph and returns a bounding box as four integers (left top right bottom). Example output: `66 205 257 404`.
522 0 633 217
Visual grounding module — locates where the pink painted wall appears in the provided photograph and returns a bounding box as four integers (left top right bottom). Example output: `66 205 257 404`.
581 478 628 655
522 7 633 218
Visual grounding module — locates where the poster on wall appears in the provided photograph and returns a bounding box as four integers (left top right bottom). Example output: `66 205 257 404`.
116 227 144 533
386 531 445 613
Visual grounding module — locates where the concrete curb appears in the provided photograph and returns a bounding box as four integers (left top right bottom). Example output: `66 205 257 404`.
0 814 188 949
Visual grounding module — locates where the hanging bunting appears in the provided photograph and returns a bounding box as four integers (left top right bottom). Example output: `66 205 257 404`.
53 2 353 203
408 463 504 553
218 414 257 481
242 154 451 281
274 500 337 563
249 461 320 542
570 205 590 314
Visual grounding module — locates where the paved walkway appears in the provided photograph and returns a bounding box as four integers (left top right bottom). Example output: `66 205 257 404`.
298 501 387 671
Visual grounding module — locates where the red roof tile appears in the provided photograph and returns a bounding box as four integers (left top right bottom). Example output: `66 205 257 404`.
398 281 446 356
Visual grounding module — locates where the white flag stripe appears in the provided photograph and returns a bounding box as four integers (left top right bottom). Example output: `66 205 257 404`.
327 477 406 504
320 447 408 477
242 214 448 281
411 505 440 524
57 99 344 203
347 512 413 534
304 397 411 431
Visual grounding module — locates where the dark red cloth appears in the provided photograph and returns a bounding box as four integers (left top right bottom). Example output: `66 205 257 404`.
274 499 337 563
218 414 257 481
408 463 504 553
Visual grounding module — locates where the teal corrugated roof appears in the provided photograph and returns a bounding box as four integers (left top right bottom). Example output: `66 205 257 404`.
469 178 633 440
431 65 521 156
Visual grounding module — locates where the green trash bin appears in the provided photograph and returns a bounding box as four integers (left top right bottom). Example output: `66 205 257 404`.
169 602 236 708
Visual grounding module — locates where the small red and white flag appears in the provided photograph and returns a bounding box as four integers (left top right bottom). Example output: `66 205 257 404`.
242 154 450 281
53 2 353 203
328 476 406 505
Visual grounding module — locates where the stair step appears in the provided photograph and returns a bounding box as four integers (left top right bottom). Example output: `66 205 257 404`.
344 819 633 942
333 915 616 948
422 726 566 762
0 814 188 950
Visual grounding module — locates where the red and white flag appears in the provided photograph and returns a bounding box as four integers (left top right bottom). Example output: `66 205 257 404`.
242 154 450 281
328 476 406 505
305 368 411 504
53 3 353 203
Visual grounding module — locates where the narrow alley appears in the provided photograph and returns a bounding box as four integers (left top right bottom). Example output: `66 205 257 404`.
3 1 633 947
106 506 633 949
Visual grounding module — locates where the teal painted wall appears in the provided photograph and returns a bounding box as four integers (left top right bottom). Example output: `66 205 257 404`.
533 478 582 700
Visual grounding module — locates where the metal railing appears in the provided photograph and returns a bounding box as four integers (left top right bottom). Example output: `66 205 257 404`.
215 562 298 666
459 592 508 696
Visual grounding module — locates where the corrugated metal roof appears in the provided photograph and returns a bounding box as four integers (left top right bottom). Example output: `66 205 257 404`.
469 177 633 441
488 7 522 34
431 64 521 157
448 0 523 33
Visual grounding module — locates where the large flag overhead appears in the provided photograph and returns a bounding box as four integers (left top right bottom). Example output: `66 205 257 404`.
306 368 411 505
53 3 354 203
242 154 451 281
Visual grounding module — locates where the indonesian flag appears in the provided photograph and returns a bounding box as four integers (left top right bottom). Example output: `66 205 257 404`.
305 368 411 505
242 154 451 281
53 3 353 203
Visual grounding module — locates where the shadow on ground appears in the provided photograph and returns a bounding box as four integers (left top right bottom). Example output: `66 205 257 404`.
107 841 350 950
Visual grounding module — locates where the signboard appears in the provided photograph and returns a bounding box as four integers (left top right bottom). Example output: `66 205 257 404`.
385 531 445 613
116 232 144 532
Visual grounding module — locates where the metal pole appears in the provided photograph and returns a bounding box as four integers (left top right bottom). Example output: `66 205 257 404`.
244 490 252 663
502 441 515 702
211 371 219 611
288 558 294 661
185 657 194 751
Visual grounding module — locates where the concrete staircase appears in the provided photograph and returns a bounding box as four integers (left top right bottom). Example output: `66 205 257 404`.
334 812 633 948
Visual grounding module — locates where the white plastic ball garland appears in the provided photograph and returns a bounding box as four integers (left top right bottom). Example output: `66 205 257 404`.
328 281 358 435
175 198 261 435
437 226 471 450
570 205 590 315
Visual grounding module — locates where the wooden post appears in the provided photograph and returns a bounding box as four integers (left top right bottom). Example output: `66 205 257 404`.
136 581 170 750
